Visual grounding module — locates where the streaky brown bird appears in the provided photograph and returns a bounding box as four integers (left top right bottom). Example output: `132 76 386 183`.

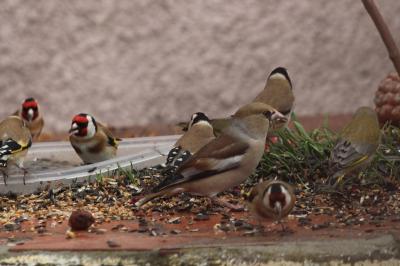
136 102 287 209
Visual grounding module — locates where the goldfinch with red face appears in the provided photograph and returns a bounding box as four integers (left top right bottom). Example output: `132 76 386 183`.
69 113 119 164
0 116 32 185
165 112 215 171
328 106 381 185
136 103 287 209
13 97 44 141
247 179 295 231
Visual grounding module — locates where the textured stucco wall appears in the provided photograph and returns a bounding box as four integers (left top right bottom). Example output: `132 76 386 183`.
1 0 400 132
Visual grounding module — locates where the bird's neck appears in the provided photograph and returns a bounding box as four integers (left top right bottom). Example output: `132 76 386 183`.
232 115 268 140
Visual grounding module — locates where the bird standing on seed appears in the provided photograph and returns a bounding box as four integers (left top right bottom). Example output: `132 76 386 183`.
247 179 295 232
136 102 287 209
164 112 215 172
0 116 32 185
13 97 44 141
328 106 381 185
69 113 120 164
205 67 294 136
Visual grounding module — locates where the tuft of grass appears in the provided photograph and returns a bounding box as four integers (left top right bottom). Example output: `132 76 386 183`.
369 125 400 182
255 116 400 187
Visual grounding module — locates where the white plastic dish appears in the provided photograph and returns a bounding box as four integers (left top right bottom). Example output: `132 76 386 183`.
0 135 179 194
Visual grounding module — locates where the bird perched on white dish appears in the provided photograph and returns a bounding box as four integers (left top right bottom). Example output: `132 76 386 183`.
69 113 120 164
0 116 32 185
136 102 287 209
13 97 44 141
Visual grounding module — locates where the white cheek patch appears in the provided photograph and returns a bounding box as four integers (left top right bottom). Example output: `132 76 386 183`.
188 114 198 129
263 186 272 209
281 186 291 210
84 116 97 139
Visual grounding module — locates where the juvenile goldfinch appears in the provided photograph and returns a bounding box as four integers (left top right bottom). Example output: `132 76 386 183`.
253 67 294 130
0 116 32 185
165 112 215 171
13 97 44 140
247 179 295 231
69 113 119 164
136 103 287 208
328 106 381 185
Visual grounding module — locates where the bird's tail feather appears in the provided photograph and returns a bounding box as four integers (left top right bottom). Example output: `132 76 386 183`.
135 191 166 207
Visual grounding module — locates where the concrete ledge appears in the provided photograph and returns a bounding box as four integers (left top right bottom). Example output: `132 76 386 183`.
1 235 399 265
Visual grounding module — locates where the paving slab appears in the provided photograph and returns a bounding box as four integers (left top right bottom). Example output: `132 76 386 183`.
1 212 400 265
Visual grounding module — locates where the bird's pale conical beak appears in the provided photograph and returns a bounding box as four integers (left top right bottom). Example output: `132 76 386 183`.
27 108 34 122
69 123 79 134
271 111 288 123
274 202 283 219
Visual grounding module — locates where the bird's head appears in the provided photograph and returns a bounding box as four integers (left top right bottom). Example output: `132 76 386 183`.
264 182 291 219
268 66 292 88
186 112 211 130
21 97 40 122
69 113 97 138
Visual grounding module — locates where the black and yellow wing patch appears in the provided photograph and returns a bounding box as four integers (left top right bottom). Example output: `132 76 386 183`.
0 138 30 167
107 135 120 148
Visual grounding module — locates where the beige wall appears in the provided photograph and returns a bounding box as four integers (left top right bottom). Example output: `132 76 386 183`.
1 0 400 132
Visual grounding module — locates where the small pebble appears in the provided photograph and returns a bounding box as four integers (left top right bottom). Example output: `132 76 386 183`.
170 229 181 234
107 240 120 248
194 213 209 221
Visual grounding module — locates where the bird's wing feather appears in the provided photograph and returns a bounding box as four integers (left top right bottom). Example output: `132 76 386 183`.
97 122 119 147
247 185 260 202
153 135 249 192
330 139 371 171
0 138 31 167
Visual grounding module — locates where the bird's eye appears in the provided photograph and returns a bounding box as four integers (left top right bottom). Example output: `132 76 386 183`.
263 111 273 119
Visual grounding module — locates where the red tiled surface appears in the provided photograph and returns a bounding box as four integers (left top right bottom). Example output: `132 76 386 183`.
3 212 400 251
